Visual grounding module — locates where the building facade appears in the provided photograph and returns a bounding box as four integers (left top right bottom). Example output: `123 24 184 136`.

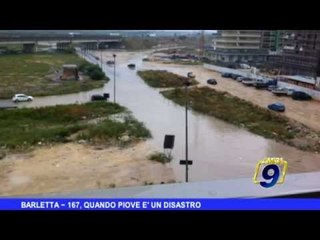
270 30 320 78
205 30 268 64
260 30 283 52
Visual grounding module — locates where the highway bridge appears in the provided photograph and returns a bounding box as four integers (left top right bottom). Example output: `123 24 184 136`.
0 34 123 52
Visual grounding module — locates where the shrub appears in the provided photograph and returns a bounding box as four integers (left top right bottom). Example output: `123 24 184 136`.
148 152 172 164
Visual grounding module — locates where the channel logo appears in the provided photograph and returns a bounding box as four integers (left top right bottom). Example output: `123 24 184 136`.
253 157 288 188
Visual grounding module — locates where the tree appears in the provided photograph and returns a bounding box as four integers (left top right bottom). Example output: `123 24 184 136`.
90 69 105 80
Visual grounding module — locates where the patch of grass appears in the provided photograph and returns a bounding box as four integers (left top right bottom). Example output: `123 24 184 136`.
124 116 152 138
0 53 109 99
148 152 172 164
78 115 151 143
137 70 198 88
0 102 149 151
161 86 320 152
0 80 106 98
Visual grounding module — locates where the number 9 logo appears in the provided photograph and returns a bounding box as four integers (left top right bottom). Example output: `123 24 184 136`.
260 164 280 188
253 158 288 188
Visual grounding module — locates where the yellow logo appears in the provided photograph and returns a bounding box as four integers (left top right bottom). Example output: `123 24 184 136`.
253 157 288 188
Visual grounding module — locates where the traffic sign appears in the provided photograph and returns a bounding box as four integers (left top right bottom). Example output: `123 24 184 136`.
180 160 193 165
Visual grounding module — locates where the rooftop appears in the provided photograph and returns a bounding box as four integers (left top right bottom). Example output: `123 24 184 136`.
63 64 78 68
281 75 316 85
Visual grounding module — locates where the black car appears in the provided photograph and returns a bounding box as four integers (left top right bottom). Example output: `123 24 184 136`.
230 74 242 80
292 91 312 100
207 79 217 85
221 72 232 78
91 94 109 101
128 64 136 68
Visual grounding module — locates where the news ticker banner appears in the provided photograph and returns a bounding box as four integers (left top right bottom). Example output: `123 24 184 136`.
1 199 320 210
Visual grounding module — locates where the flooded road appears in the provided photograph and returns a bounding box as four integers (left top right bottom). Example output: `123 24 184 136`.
3 50 320 182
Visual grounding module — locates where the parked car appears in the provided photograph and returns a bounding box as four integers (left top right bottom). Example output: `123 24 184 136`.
231 74 242 80
292 91 312 100
268 102 285 112
91 94 109 101
267 85 278 91
236 76 245 82
254 79 276 90
12 94 33 103
254 79 268 89
128 63 136 68
272 87 295 96
207 79 217 85
106 60 114 65
242 79 255 86
221 72 232 78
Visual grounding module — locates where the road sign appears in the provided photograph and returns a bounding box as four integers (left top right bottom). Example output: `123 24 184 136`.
180 160 193 165
164 135 175 149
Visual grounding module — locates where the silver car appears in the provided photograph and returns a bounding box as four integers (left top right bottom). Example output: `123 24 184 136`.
12 94 33 103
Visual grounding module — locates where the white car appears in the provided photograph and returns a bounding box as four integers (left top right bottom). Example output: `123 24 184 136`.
12 94 33 103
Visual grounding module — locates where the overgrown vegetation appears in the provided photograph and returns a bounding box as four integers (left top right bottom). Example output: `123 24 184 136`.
0 53 108 99
148 152 172 164
161 87 320 152
77 115 151 143
137 70 198 88
0 102 151 151
78 62 107 80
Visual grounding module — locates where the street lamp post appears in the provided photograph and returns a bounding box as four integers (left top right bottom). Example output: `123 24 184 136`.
113 54 116 103
184 72 193 182
100 45 103 69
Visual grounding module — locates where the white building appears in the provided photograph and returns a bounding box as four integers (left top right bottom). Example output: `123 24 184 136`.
206 30 268 63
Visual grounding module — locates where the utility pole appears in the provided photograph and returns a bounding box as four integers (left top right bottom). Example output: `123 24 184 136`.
113 54 116 103
185 78 189 182
100 46 103 69
179 73 194 182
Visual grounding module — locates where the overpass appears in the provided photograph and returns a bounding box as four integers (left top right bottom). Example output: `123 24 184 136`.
0 35 122 52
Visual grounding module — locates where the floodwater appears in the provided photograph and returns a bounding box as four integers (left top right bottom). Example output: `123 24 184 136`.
2 50 320 182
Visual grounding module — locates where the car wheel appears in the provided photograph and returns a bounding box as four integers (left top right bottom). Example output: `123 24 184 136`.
27 98 32 102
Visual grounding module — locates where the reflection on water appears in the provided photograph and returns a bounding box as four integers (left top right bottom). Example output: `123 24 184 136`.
3 51 319 182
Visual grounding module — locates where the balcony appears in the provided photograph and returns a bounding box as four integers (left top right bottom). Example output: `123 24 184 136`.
215 39 260 44
222 33 261 38
215 45 261 49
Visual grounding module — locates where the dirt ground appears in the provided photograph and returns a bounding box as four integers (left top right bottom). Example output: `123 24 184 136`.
142 59 320 132
0 141 175 196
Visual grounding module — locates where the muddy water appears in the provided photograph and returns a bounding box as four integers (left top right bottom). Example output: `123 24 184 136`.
4 50 320 182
